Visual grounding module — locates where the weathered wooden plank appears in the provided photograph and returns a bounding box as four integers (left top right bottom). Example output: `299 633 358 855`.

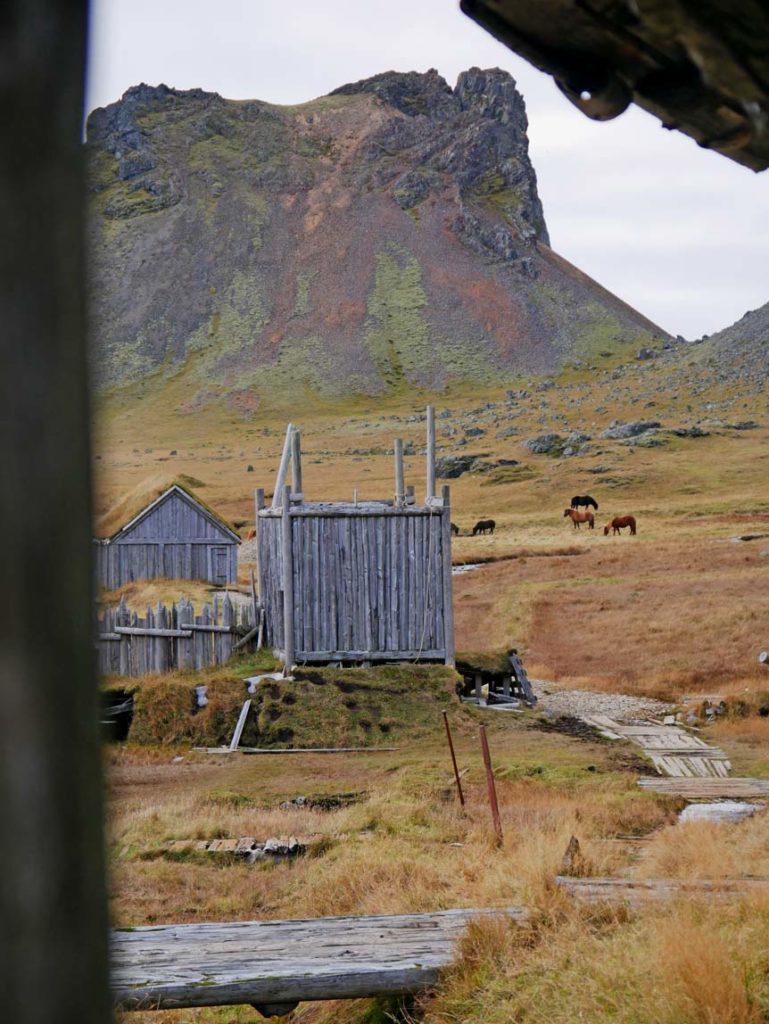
294 649 448 661
112 907 526 1011
281 485 295 671
229 701 252 753
556 876 769 904
271 424 295 509
440 486 455 666
638 777 769 797
426 405 436 501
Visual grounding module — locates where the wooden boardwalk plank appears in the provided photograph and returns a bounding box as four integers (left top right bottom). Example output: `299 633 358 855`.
638 777 769 798
557 876 769 904
112 907 526 1011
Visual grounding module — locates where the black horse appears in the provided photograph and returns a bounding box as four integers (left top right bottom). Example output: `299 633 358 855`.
472 519 496 535
570 495 598 511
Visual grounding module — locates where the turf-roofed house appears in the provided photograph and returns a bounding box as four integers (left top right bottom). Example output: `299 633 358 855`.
94 480 240 588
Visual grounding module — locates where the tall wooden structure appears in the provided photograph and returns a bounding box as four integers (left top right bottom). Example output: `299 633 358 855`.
94 483 240 589
256 408 455 669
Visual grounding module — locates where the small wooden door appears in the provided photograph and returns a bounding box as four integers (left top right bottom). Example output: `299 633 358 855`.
210 546 229 585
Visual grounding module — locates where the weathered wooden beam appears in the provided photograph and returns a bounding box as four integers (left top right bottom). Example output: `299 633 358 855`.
0 1 111 1020
291 429 303 498
114 627 193 638
556 876 769 904
271 424 295 509
394 438 405 506
294 649 447 661
111 907 527 1011
281 484 295 672
426 405 436 501
440 484 455 667
228 700 252 752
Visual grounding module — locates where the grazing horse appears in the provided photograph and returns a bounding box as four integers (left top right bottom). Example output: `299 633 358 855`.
472 519 496 535
604 515 637 536
450 522 460 536
564 508 594 530
571 494 598 511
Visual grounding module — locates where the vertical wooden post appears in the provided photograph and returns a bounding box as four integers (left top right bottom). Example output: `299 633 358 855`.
440 484 456 667
254 487 265 609
291 428 303 499
442 711 465 806
394 438 405 506
479 725 503 847
426 405 436 501
281 484 295 674
0 1 111 1020
272 423 294 508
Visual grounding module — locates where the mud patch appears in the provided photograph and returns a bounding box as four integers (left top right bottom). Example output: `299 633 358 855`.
529 715 608 743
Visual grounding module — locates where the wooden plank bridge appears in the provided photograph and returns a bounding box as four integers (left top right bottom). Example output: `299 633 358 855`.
112 907 526 1016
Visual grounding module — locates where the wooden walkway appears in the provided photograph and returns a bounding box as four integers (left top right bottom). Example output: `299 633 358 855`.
112 907 526 1015
582 714 731 778
579 713 769 798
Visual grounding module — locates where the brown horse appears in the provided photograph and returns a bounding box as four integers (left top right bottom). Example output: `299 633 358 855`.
603 515 637 536
564 508 594 530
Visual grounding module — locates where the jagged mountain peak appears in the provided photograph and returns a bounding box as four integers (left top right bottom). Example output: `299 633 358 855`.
86 69 665 408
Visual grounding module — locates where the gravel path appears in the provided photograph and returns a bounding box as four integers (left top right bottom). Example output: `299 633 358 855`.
531 680 673 722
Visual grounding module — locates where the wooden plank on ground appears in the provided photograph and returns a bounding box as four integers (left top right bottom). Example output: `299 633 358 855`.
638 777 769 798
556 876 769 904
112 907 527 1011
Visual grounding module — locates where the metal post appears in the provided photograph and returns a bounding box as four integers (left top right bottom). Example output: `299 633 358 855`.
291 428 303 499
442 711 465 806
426 405 436 501
479 725 503 846
281 484 295 674
394 438 405 506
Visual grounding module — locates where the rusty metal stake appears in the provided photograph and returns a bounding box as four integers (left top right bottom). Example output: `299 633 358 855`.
442 710 465 806
479 724 503 846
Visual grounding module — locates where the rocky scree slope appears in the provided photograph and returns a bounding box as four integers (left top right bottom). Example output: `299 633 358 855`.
87 68 666 409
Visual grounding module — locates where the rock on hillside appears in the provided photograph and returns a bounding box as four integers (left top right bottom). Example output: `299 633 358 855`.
86 69 667 408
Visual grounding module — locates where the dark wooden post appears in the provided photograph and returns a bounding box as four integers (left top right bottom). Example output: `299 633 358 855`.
442 711 465 806
0 2 111 1022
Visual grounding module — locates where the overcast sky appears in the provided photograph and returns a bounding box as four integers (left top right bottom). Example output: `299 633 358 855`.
87 0 769 339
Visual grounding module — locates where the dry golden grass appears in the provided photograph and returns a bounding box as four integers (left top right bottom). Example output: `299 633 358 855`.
99 362 769 1023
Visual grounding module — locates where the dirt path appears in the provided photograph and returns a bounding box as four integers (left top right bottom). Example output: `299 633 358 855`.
531 681 673 722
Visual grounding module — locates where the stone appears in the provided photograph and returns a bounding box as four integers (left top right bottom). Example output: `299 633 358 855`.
601 420 661 440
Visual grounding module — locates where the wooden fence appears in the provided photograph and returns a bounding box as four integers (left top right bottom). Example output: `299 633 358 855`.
96 595 255 677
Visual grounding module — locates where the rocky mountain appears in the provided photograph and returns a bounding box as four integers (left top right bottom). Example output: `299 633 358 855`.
703 302 769 385
86 68 667 410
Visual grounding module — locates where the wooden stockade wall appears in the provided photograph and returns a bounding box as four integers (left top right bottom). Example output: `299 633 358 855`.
255 410 454 667
258 501 452 663
97 596 255 677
